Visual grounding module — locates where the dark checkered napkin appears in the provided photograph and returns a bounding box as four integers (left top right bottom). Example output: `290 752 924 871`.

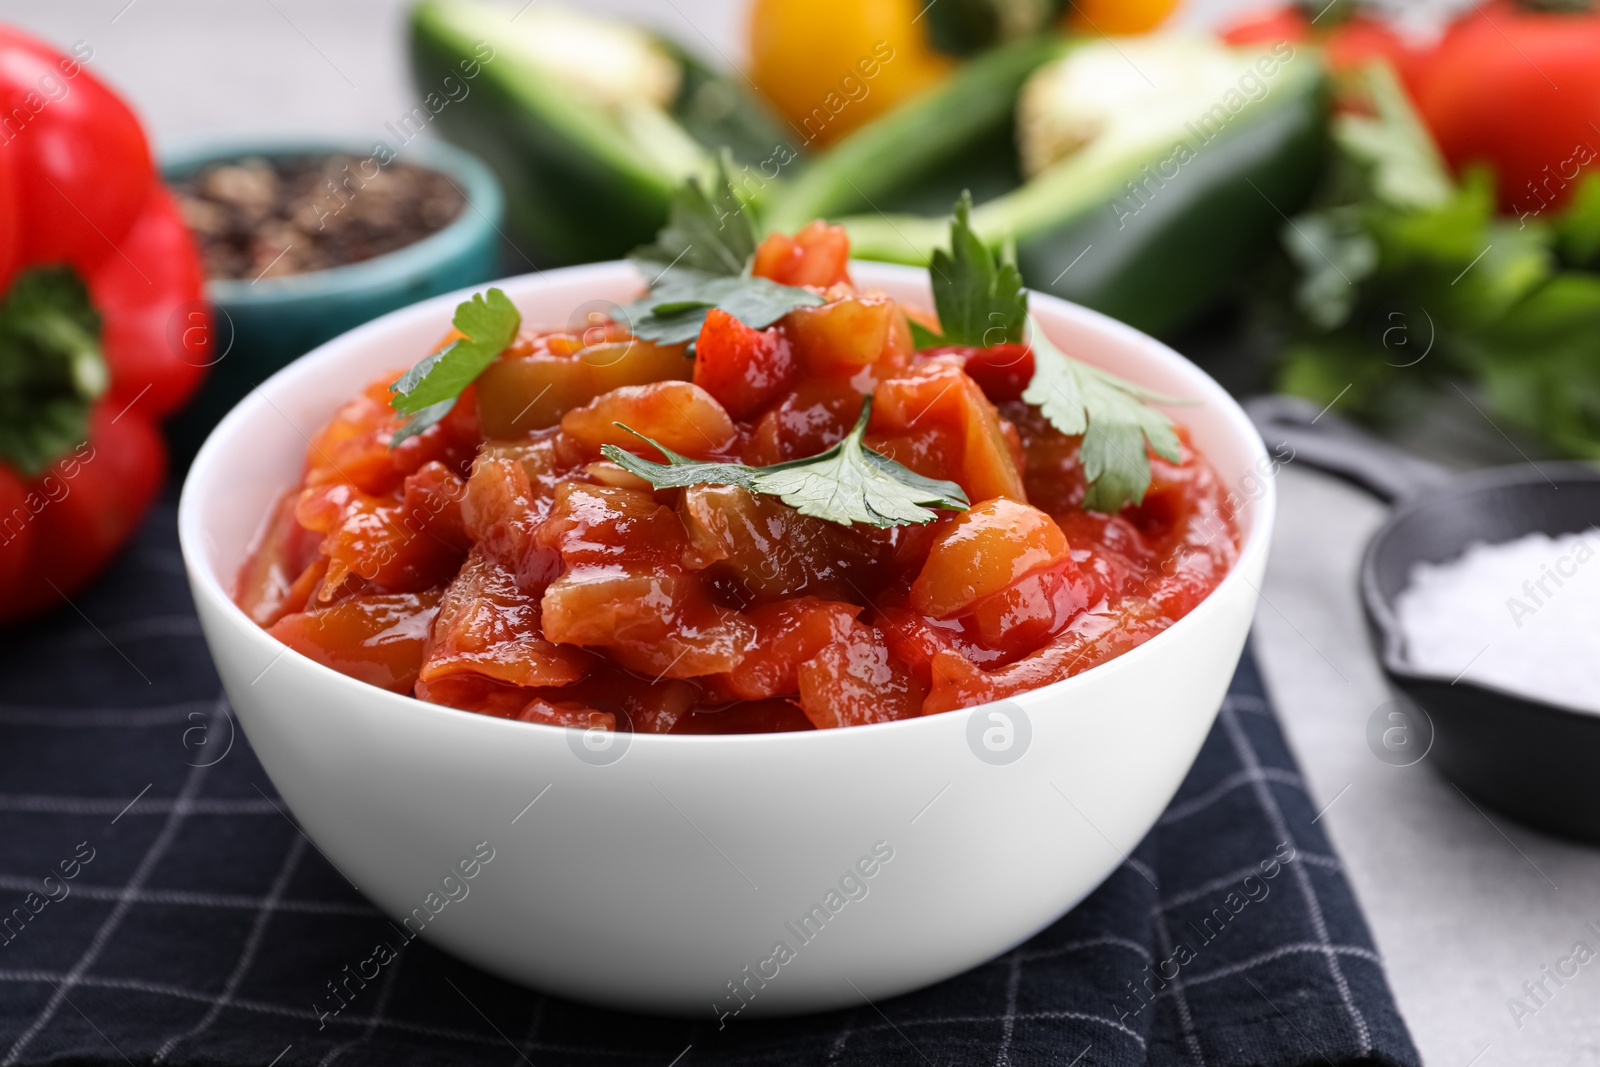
0 500 1421 1067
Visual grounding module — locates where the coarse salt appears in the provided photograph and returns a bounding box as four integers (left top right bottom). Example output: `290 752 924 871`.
1393 529 1600 714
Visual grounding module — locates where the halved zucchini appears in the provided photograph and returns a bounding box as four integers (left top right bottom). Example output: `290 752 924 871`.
773 35 1330 337
410 0 798 265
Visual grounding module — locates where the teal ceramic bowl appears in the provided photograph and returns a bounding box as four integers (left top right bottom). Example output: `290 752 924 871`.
161 137 504 457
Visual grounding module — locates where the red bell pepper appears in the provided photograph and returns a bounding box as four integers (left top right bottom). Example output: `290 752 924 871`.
0 25 209 622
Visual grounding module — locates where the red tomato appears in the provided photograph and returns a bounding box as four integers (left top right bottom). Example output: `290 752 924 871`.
1415 5 1600 214
269 591 443 694
796 619 924 728
921 343 1035 403
752 221 852 288
692 307 795 419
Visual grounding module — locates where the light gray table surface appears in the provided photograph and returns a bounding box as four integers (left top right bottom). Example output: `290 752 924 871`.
4 2 1598 1064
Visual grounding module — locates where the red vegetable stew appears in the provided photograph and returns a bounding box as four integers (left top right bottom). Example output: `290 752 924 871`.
236 220 1238 734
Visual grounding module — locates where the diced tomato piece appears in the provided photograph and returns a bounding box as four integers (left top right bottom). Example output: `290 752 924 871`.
1005 401 1089 514
797 619 925 728
920 344 1035 403
420 547 591 691
461 445 561 588
692 308 796 420
268 590 443 693
864 424 965 487
540 565 754 678
718 597 861 699
295 482 466 598
236 488 323 628
910 498 1070 618
748 379 862 463
559 381 737 459
538 482 692 570
923 600 1169 714
873 359 1026 503
752 220 852 288
876 606 959 687
304 378 405 495
400 461 470 552
967 561 1088 653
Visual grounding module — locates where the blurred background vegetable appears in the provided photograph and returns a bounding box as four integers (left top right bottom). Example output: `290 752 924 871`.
1413 0 1600 216
412 0 794 264
1064 0 1183 35
746 0 953 144
406 0 1600 465
1256 61 1600 459
0 25 209 621
815 34 1328 337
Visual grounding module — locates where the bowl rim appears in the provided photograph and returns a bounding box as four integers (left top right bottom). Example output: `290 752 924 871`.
178 259 1275 746
159 136 504 305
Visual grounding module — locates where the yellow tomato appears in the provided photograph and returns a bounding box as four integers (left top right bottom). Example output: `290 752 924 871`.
1065 0 1181 35
747 0 954 147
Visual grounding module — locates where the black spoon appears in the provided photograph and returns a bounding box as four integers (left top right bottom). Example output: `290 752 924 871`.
1246 395 1600 843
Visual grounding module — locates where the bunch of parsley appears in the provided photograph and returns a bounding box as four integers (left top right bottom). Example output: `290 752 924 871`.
1263 65 1600 458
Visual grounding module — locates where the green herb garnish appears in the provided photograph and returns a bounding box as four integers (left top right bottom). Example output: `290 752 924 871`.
915 192 1181 513
620 157 824 346
388 287 521 446
601 397 969 528
631 154 757 278
911 191 1027 349
1022 320 1181 513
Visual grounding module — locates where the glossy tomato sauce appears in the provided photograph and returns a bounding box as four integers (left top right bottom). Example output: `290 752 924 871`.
237 223 1239 733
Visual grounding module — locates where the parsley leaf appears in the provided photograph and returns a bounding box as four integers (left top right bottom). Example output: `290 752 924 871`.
910 193 1181 513
622 274 823 345
621 158 823 346
631 154 757 279
916 190 1027 348
1021 317 1181 513
601 397 970 528
388 288 521 447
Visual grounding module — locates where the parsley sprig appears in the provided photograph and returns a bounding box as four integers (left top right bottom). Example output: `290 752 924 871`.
910 192 1027 349
620 156 823 346
388 288 521 447
1021 322 1181 512
601 397 970 528
917 193 1182 512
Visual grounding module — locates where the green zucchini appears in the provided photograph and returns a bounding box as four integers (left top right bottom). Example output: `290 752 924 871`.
409 0 798 266
778 35 1330 338
762 35 1068 232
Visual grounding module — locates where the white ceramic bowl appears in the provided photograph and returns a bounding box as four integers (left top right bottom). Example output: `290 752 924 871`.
179 262 1274 1017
